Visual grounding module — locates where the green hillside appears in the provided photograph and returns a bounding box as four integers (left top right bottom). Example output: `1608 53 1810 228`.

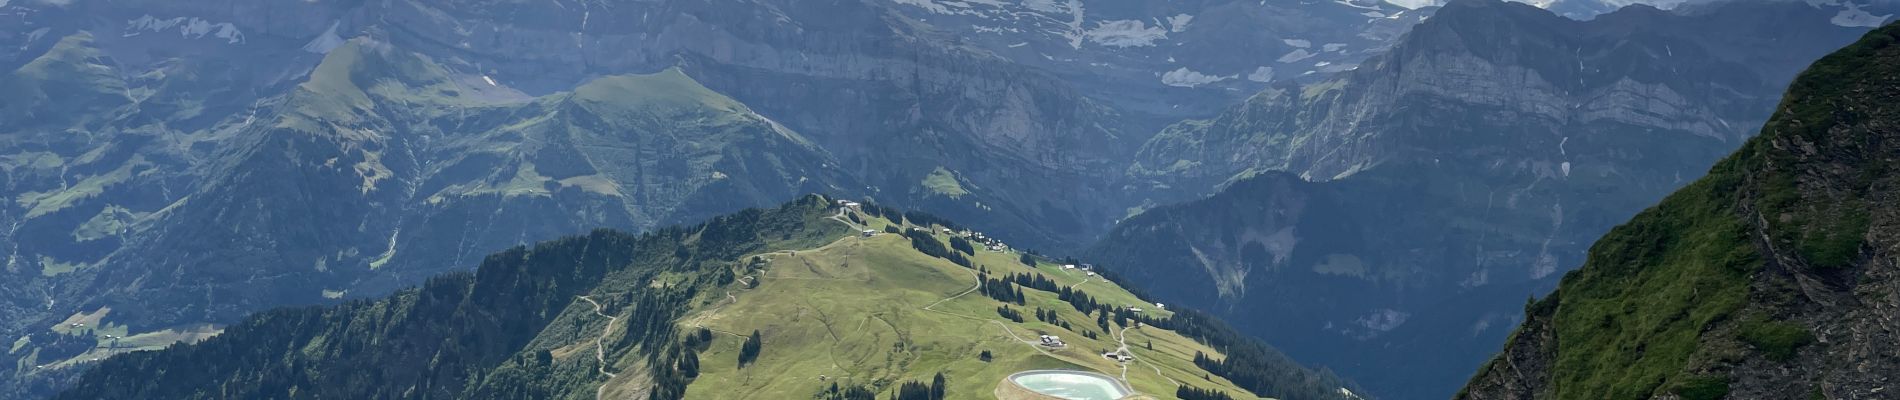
52 196 1353 400
1459 23 1900 400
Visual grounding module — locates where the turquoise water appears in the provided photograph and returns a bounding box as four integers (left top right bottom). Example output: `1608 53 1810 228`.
1010 371 1129 400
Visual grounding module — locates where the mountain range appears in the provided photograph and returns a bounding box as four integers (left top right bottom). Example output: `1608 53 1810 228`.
1093 0 1874 397
1 0 1896 398
0 0 1429 396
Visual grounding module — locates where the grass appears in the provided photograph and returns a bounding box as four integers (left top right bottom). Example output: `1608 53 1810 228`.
37 255 83 277
1737 317 1813 362
681 212 1249 399
1544 153 1757 400
71 205 141 242
921 167 970 199
1747 26 1899 270
110 324 222 350
1518 25 1900 398
50 308 113 335
1672 376 1729 400
2 32 130 123
34 307 224 368
17 155 151 220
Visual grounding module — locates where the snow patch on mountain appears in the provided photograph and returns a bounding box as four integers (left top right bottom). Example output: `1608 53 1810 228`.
1355 309 1411 333
1060 0 1086 48
1830 2 1892 27
1278 49 1317 63
1247 67 1276 82
1333 0 1384 11
890 0 951 14
126 15 245 44
1165 13 1194 32
1022 0 1064 12
1161 67 1232 87
1086 19 1168 47
24 27 49 45
1283 38 1312 48
302 21 346 54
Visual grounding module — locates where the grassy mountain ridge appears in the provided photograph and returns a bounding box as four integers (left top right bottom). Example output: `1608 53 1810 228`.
1459 22 1900 399
53 195 1355 399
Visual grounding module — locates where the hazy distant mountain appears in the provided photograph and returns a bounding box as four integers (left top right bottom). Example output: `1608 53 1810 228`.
1390 0 1895 22
1094 0 1870 397
1463 23 1900 399
878 0 1429 120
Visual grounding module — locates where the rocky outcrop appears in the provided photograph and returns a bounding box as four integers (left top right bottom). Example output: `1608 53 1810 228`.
1461 23 1900 399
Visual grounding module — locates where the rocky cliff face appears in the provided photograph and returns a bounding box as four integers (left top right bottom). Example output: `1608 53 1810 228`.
1094 0 1871 398
1132 0 1868 191
876 0 1429 121
1461 23 1900 399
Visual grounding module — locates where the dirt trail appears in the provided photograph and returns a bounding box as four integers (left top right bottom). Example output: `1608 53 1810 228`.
577 295 620 400
1116 326 1180 387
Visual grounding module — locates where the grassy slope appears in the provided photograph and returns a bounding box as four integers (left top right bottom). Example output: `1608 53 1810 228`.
684 211 1258 399
1542 156 1755 399
1462 24 1900 400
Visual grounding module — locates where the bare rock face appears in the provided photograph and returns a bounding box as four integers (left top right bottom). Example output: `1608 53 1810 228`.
1461 23 1900 400
1132 0 1865 190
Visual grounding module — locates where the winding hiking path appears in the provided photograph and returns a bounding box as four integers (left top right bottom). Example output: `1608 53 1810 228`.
919 267 1061 359
1115 326 1180 387
578 295 619 400
922 268 984 312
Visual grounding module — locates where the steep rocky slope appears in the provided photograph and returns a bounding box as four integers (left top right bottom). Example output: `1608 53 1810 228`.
1093 0 1871 397
1459 22 1900 400
1133 0 1866 191
877 0 1429 121
53 196 1354 400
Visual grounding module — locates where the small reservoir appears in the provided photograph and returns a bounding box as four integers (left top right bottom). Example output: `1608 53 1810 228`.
1001 370 1133 400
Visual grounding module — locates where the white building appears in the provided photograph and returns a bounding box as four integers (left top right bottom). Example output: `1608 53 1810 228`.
1039 335 1065 347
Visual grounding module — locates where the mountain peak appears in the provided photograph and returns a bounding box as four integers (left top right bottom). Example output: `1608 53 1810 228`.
570 68 749 119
